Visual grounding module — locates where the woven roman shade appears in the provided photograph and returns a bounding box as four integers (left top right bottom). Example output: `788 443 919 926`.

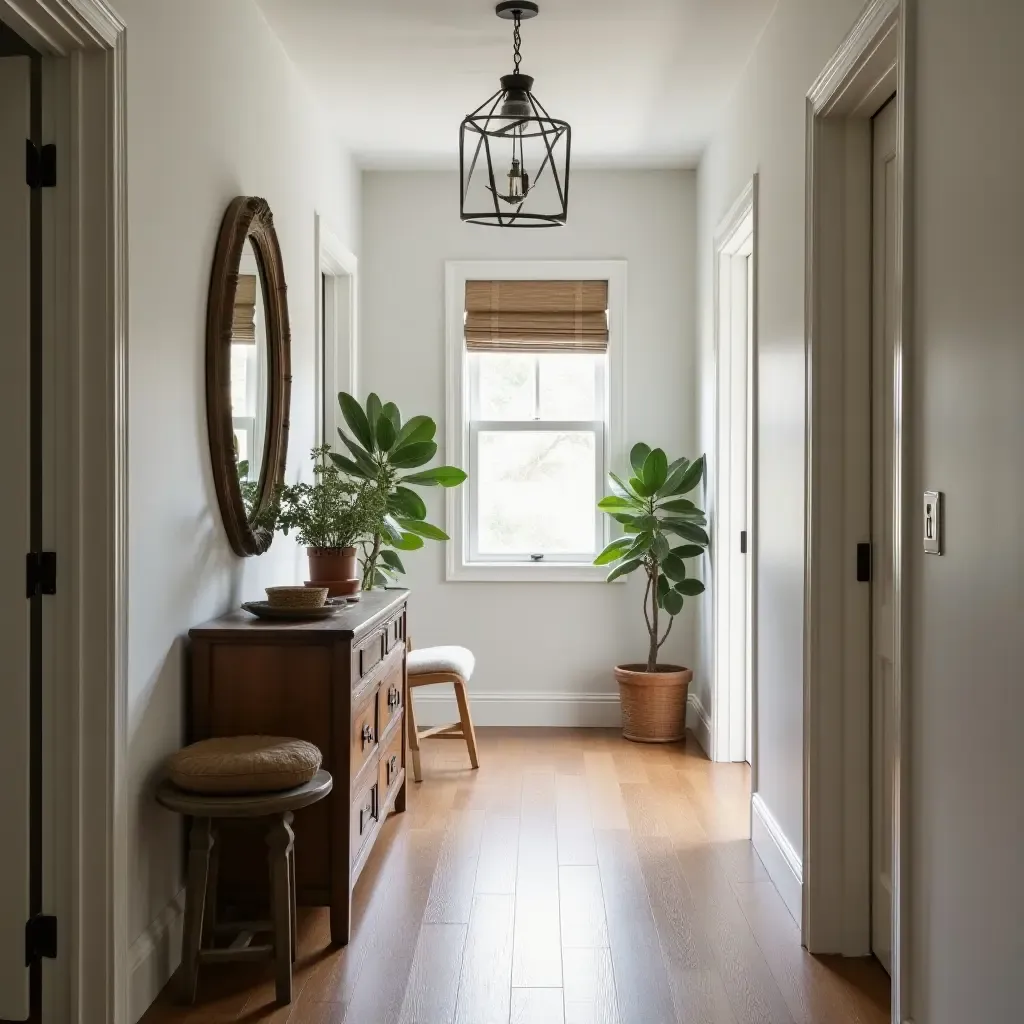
465 280 608 353
232 274 257 344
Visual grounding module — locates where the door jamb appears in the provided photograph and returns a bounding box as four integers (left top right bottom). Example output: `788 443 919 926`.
0 2 129 1022
711 176 759 769
803 2 913 1022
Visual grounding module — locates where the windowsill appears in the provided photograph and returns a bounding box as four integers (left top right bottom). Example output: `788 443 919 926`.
445 561 619 583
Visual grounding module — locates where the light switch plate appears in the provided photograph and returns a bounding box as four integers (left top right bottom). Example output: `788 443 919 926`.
923 490 942 554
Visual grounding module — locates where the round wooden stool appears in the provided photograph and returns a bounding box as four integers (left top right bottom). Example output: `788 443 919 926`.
156 768 332 1006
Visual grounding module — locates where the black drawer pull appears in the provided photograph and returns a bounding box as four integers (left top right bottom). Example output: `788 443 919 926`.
359 796 374 833
361 724 374 748
387 685 400 709
386 754 398 785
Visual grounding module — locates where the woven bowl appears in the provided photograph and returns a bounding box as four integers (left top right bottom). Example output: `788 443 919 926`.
266 586 328 610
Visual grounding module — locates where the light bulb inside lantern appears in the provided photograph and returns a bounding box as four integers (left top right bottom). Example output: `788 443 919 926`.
506 157 529 203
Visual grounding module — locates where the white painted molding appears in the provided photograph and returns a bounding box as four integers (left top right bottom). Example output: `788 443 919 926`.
686 693 712 759
128 891 185 1024
751 793 803 924
412 690 621 729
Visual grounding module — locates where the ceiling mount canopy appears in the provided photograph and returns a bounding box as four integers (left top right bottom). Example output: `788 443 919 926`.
460 2 571 227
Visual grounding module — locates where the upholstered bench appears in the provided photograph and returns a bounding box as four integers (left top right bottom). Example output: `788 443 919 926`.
157 736 331 1006
405 644 479 782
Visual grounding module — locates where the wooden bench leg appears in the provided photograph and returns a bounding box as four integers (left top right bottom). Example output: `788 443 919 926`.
202 826 219 949
266 812 295 1005
179 817 213 1004
287 844 297 964
406 684 423 783
453 678 480 770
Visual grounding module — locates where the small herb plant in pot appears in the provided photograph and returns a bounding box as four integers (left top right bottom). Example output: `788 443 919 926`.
595 445 709 743
274 445 388 596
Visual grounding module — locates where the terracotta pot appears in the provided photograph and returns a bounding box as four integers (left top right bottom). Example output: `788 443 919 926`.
306 546 358 586
614 663 694 744
304 578 361 597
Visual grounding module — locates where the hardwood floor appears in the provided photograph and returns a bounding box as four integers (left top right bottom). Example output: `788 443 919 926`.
141 728 890 1024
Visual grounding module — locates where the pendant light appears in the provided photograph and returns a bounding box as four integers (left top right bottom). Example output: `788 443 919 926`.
460 2 571 227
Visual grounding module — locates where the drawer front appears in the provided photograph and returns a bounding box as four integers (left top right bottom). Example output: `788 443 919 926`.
351 686 379 779
378 651 404 734
354 628 385 683
350 778 378 866
383 609 405 653
379 721 403 800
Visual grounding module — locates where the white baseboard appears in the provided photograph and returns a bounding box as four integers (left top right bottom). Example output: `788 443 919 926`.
751 792 803 924
411 689 621 728
686 693 712 757
129 889 185 1023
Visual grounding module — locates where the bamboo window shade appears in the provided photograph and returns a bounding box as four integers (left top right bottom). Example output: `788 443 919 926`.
464 280 609 353
232 274 258 344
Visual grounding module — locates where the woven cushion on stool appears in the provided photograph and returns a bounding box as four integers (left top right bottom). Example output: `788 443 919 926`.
407 645 475 680
167 736 322 794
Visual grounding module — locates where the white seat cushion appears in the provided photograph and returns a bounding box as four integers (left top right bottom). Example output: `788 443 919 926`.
407 645 475 681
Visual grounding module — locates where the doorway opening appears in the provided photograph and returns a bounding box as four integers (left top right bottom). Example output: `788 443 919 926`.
712 177 757 769
804 1 911 1020
314 213 358 444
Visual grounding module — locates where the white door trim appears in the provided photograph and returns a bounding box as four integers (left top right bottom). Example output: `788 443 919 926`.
0 1 129 1021
711 176 758 768
314 212 358 446
803 1 913 1022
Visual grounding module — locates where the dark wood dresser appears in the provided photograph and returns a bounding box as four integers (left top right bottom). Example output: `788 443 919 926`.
188 589 408 945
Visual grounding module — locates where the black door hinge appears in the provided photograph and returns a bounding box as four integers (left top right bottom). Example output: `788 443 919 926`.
740 530 748 554
856 542 871 583
25 140 57 189
26 551 57 597
25 914 57 964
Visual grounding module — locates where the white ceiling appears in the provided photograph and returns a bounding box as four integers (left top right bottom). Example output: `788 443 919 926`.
256 0 776 169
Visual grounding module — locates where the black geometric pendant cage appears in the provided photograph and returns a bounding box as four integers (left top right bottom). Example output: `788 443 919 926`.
460 2 571 227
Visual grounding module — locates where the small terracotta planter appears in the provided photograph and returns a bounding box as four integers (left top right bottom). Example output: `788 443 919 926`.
306 547 359 597
614 663 694 743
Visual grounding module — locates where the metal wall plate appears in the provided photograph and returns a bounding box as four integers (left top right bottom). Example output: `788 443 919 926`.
923 490 942 555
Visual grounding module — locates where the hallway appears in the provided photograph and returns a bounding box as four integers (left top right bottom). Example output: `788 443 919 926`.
142 729 889 1024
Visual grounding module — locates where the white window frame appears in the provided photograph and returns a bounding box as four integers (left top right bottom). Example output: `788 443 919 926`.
445 260 627 582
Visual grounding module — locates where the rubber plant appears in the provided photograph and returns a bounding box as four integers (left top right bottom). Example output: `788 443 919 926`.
594 445 709 672
329 391 467 589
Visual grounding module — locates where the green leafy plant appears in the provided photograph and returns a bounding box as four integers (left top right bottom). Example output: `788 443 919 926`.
329 392 467 589
594 445 709 672
237 458 276 534
274 445 387 549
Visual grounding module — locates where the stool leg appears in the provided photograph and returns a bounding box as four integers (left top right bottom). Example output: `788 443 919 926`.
202 826 219 949
453 678 480 770
179 817 213 1004
406 684 423 783
287 843 297 964
266 812 295 1005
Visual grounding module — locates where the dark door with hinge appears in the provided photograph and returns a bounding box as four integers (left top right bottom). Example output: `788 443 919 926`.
1 26 53 1022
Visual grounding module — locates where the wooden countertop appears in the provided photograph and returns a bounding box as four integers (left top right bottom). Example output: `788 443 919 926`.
189 588 408 640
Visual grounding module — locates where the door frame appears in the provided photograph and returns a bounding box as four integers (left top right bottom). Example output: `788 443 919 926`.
0 2 129 1021
314 212 358 444
802 1 913 1021
711 176 758 768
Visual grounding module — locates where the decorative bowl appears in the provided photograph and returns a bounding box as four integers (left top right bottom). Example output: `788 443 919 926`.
266 585 329 610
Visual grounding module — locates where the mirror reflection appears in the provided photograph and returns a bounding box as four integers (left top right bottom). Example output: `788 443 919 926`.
231 237 268 516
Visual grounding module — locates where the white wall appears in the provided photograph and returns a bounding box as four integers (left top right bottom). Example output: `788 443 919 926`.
696 0 865 872
360 170 699 720
697 0 1024 1020
117 1 358 1017
909 3 1023 1021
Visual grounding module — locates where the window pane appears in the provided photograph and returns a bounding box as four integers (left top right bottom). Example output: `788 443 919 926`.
477 430 596 555
230 345 249 414
474 353 536 420
538 353 601 420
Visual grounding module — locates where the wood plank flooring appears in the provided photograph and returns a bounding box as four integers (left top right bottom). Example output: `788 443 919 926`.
141 728 889 1024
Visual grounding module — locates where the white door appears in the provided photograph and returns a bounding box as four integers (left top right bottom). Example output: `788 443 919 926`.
0 54 34 1021
871 95 898 975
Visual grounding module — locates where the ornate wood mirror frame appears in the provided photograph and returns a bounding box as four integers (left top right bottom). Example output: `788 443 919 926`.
206 196 291 556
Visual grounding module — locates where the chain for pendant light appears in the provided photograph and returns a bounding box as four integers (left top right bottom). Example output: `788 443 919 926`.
513 11 523 73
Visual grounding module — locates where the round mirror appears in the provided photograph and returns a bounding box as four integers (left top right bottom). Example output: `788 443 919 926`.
206 197 291 556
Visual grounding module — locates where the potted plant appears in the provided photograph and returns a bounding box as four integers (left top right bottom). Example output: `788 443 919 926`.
329 392 467 589
274 445 388 595
594 445 709 743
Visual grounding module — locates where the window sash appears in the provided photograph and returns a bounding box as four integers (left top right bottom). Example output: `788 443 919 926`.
467 419 605 564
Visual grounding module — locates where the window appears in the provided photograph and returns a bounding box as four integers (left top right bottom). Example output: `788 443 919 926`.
446 262 626 582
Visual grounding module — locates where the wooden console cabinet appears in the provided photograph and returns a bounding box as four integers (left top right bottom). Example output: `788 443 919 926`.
188 589 408 945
